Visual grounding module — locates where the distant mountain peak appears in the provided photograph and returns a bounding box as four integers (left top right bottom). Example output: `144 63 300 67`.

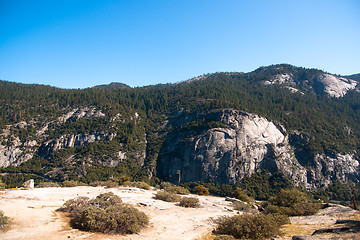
93 82 131 89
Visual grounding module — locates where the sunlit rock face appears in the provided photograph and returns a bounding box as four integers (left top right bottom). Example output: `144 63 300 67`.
317 74 357 98
157 109 301 184
157 109 359 189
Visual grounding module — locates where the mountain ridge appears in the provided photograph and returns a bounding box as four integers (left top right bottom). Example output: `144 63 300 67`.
0 64 359 194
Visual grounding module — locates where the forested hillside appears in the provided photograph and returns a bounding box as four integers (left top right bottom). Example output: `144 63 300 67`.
0 64 359 196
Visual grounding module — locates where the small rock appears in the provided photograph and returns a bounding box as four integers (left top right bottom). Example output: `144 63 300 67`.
22 179 34 189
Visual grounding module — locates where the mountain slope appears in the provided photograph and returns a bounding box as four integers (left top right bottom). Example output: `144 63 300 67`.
0 64 359 191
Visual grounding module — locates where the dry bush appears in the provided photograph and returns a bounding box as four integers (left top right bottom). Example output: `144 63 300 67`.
58 192 148 234
213 213 289 240
179 196 200 208
0 210 9 229
196 184 209 196
155 191 181 202
160 182 190 195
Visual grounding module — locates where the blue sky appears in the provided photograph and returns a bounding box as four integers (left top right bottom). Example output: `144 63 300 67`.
0 0 359 88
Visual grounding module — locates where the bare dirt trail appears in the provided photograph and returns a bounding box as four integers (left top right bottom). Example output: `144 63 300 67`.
0 186 236 240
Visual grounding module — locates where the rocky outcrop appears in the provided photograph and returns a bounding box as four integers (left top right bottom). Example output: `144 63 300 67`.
157 109 360 189
22 179 34 189
306 153 359 190
317 74 357 97
58 107 105 123
39 131 116 154
157 109 305 185
0 139 37 168
264 73 294 85
263 72 358 98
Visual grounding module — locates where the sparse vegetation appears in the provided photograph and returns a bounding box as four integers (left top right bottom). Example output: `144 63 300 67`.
0 179 6 190
234 187 253 203
213 213 290 240
179 196 200 208
155 191 181 202
124 181 151 190
160 182 190 195
264 188 321 216
36 181 60 188
89 180 118 188
232 201 253 213
58 192 148 234
0 210 9 229
62 180 86 188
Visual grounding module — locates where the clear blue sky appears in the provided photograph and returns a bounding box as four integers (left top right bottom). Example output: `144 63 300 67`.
1 0 359 88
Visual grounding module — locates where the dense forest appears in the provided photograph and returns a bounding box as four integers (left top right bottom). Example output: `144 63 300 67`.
0 64 359 199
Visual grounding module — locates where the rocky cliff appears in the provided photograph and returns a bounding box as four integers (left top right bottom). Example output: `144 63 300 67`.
157 109 359 189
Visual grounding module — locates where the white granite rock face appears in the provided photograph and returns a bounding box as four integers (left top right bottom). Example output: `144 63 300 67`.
158 109 305 184
157 109 360 188
0 139 36 168
318 74 357 97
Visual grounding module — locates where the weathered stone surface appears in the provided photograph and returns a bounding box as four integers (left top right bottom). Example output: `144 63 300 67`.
157 109 304 184
157 109 360 188
318 74 357 98
40 132 111 154
0 139 36 168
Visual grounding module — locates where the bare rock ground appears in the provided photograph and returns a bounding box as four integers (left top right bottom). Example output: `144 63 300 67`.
279 204 360 240
0 186 236 240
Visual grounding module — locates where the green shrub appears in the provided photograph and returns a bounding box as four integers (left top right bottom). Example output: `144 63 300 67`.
179 197 200 208
232 201 252 212
0 179 6 190
271 213 291 226
57 192 148 234
36 181 60 188
118 176 130 185
62 180 86 187
58 196 90 218
234 187 252 203
160 182 190 194
74 204 148 234
88 192 123 209
155 191 181 202
264 188 321 216
292 202 321 216
269 188 307 207
0 210 9 228
196 184 209 196
263 204 293 216
213 213 289 240
125 181 151 190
